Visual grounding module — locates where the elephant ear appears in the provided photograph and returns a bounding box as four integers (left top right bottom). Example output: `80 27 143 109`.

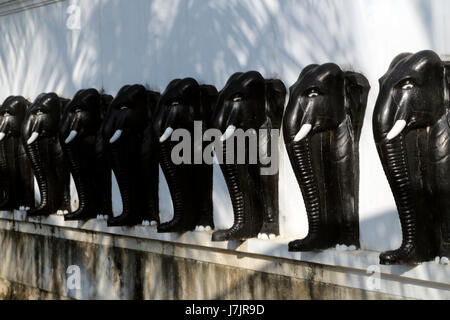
199 85 218 123
265 79 286 130
100 94 113 119
443 61 450 109
344 72 370 142
146 90 161 118
58 97 71 120
59 97 70 109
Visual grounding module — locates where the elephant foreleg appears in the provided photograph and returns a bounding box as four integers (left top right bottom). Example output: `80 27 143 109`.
193 164 214 230
331 121 360 248
428 119 450 261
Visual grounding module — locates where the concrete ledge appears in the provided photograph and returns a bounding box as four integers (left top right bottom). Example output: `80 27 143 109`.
0 211 448 299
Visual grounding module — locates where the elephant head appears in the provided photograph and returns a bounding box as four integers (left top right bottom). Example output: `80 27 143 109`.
0 96 28 142
210 71 286 241
283 63 369 251
60 89 103 145
153 78 218 233
0 96 34 210
373 50 449 264
103 84 160 226
22 93 71 216
60 89 113 221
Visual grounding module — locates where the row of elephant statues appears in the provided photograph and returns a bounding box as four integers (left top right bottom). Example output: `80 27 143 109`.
0 50 448 265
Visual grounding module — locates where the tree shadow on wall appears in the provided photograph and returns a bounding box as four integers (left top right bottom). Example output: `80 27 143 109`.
144 0 360 88
143 0 362 227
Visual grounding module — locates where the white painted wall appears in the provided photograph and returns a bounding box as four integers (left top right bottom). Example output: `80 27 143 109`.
0 0 449 252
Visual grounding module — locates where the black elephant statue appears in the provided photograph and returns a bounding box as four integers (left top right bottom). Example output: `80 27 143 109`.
154 78 218 233
0 96 35 211
373 50 450 265
210 71 286 241
60 89 113 221
22 93 71 216
283 63 370 252
103 84 160 227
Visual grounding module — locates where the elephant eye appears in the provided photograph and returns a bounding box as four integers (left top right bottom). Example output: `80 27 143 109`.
401 80 415 90
120 106 128 111
306 88 320 98
170 101 180 107
232 96 242 102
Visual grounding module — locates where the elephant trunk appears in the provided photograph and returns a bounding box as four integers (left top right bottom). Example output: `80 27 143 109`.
376 134 419 264
222 144 245 228
212 142 262 241
0 141 11 207
108 140 135 226
25 141 49 216
62 143 91 220
157 141 194 232
287 138 323 251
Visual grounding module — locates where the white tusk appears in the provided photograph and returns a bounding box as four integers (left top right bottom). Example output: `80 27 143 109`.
386 120 407 141
27 132 39 145
0 132 5 142
64 130 78 144
109 129 123 144
220 125 236 142
294 124 312 142
159 127 174 143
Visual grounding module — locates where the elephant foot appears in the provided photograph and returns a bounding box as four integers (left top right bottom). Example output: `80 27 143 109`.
336 244 358 251
26 206 51 217
142 220 158 227
435 256 450 265
142 212 160 226
157 217 195 233
258 221 279 240
337 234 360 250
379 243 421 265
195 225 212 232
211 224 258 242
436 244 450 265
96 211 112 221
195 215 215 231
288 234 331 252
107 214 137 227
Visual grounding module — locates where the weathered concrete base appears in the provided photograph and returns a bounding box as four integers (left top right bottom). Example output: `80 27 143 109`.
0 277 69 300
0 229 396 300
0 212 448 300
